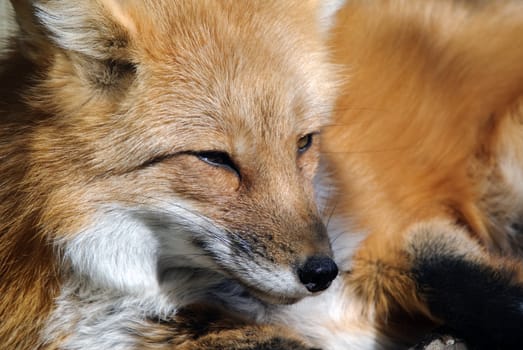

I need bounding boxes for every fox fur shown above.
[3,0,523,350]
[0,1,344,349]
[273,1,523,349]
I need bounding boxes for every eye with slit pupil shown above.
[297,134,314,153]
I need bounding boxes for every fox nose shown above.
[298,256,338,293]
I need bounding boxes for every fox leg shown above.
[407,221,523,350]
[175,326,320,350]
[347,220,523,348]
[134,304,318,350]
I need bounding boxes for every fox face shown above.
[5,0,341,308]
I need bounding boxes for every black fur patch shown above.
[412,255,523,349]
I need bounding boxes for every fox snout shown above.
[213,211,339,303]
[294,222,338,293]
[297,256,338,293]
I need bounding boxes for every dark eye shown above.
[196,151,239,175]
[297,133,314,154]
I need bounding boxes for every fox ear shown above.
[12,0,135,61]
[12,0,137,90]
[313,0,346,34]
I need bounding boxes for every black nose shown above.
[298,256,338,293]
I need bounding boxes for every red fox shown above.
[0,1,344,349]
[272,1,523,349]
[2,0,523,350]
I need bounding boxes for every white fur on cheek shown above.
[63,208,161,295]
[141,202,232,273]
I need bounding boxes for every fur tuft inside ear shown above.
[14,0,135,60]
[35,0,134,60]
[10,0,138,91]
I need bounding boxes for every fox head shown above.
[5,0,343,305]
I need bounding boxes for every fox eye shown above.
[196,151,239,175]
[297,133,314,154]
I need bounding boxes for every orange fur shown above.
[3,0,523,348]
[1,1,342,349]
[324,0,523,341]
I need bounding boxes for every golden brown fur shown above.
[1,1,342,349]
[3,0,523,349]
[323,0,523,343]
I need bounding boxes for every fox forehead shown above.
[86,3,334,161]
[130,7,333,131]
[28,0,338,176]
